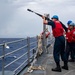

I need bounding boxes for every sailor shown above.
[65,20,72,61]
[66,22,75,62]
[42,15,68,72]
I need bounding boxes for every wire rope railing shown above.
[0,35,54,75]
[0,36,38,75]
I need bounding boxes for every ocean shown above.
[0,38,37,74]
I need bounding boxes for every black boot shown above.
[62,61,68,70]
[68,59,75,62]
[52,62,61,72]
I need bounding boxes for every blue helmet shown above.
[69,22,75,26]
[51,15,59,20]
[67,20,72,25]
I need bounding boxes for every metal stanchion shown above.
[27,37,30,66]
[43,23,46,53]
[2,43,5,75]
[42,14,50,53]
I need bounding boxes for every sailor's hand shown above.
[43,18,48,25]
[42,16,45,19]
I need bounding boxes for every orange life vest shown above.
[66,28,75,43]
[52,21,64,37]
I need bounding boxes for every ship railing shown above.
[0,36,38,75]
[0,36,54,75]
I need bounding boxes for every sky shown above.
[0,0,75,38]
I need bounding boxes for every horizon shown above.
[0,0,75,38]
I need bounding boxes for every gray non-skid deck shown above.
[23,44,75,75]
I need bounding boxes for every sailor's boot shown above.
[52,62,61,72]
[68,59,75,62]
[62,61,68,70]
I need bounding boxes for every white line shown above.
[64,63,75,75]
[69,63,75,68]
[63,69,75,75]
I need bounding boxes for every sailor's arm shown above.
[60,22,68,32]
[43,17,55,28]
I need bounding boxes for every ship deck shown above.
[20,44,75,75]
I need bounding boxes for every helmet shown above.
[69,22,75,26]
[67,20,72,25]
[51,15,59,20]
